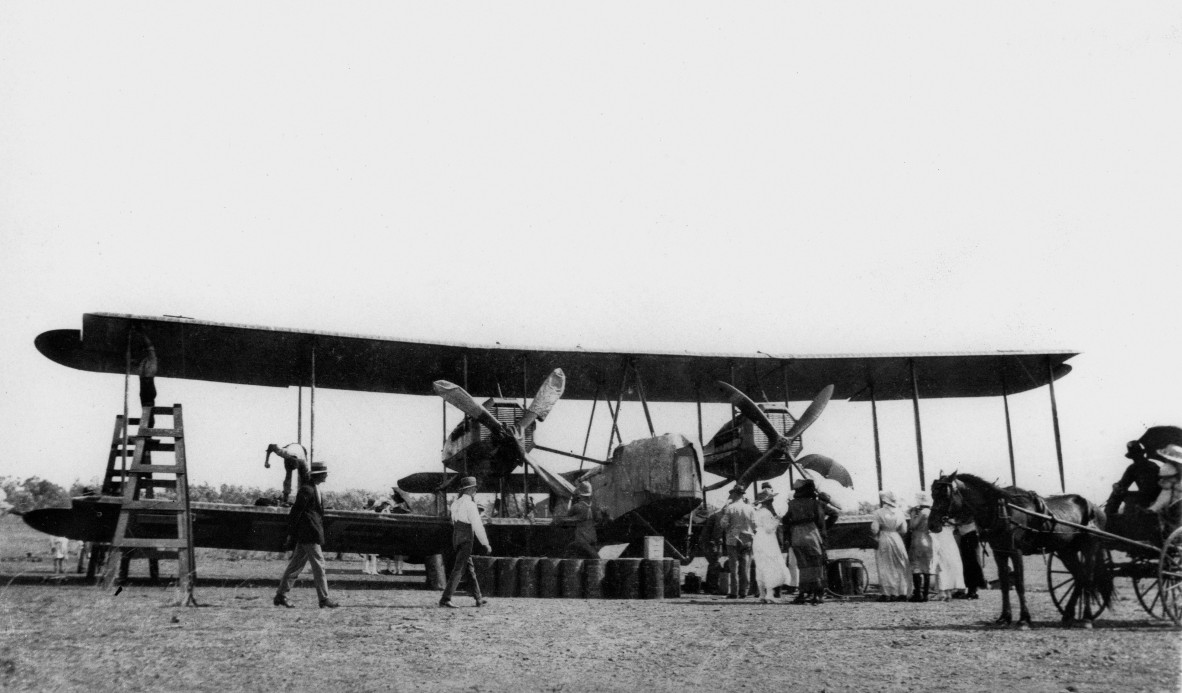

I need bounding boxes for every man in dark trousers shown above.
[440,476,491,608]
[274,461,339,609]
[562,481,600,558]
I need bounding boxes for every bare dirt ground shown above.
[2,516,1180,693]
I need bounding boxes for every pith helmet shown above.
[577,481,593,497]
[1155,443,1182,466]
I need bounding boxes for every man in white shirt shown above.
[719,485,757,599]
[440,476,492,608]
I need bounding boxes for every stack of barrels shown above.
[469,556,680,599]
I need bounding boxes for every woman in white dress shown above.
[752,489,792,603]
[930,517,965,601]
[870,491,911,601]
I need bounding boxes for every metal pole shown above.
[522,356,529,519]
[633,364,655,437]
[580,383,600,471]
[310,346,316,463]
[1002,370,1016,486]
[606,361,628,459]
[783,363,794,487]
[909,359,925,491]
[1048,357,1065,492]
[695,384,703,446]
[122,333,130,486]
[870,383,883,493]
[463,353,469,391]
[297,386,303,445]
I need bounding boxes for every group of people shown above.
[360,490,412,575]
[711,477,840,604]
[870,490,985,602]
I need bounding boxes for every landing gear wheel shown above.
[1046,551,1109,622]
[1158,527,1182,626]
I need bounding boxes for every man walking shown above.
[274,461,339,609]
[719,485,756,599]
[440,476,491,608]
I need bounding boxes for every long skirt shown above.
[875,531,911,597]
[753,531,792,596]
[793,546,826,591]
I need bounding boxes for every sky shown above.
[1,2,1180,514]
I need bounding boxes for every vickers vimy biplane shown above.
[25,313,1077,575]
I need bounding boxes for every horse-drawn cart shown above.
[1041,509,1182,625]
[931,471,1182,628]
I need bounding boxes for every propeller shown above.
[433,370,575,498]
[715,382,847,490]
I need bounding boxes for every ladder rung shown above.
[128,464,183,474]
[113,538,189,549]
[133,428,183,438]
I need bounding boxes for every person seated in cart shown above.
[1105,426,1182,515]
[1149,444,1182,530]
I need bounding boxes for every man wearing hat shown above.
[274,460,338,609]
[562,480,601,559]
[440,476,491,608]
[718,484,757,599]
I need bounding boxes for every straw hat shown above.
[879,490,897,507]
[309,461,328,477]
[1155,443,1182,467]
[458,476,478,491]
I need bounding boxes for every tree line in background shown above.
[0,476,435,515]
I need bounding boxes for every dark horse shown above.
[929,472,1112,628]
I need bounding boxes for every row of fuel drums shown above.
[471,556,682,599]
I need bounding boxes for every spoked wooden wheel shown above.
[1158,527,1182,625]
[1129,554,1168,620]
[1046,551,1109,621]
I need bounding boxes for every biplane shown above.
[26,312,1076,567]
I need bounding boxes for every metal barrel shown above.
[472,555,496,596]
[538,558,561,598]
[583,559,605,599]
[642,559,664,599]
[663,558,681,598]
[424,554,446,590]
[560,559,584,598]
[612,558,642,600]
[517,557,539,598]
[495,557,519,597]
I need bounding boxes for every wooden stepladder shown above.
[100,404,197,606]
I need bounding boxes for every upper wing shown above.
[36,313,1075,402]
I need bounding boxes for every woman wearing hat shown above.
[784,478,839,604]
[752,488,792,603]
[1149,444,1182,528]
[870,491,910,602]
[907,491,936,602]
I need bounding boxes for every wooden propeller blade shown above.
[433,380,504,435]
[516,368,566,432]
[513,437,575,498]
[781,384,834,441]
[735,443,790,489]
[716,381,781,443]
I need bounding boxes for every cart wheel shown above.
[1158,527,1182,626]
[1131,554,1168,620]
[1046,551,1109,621]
